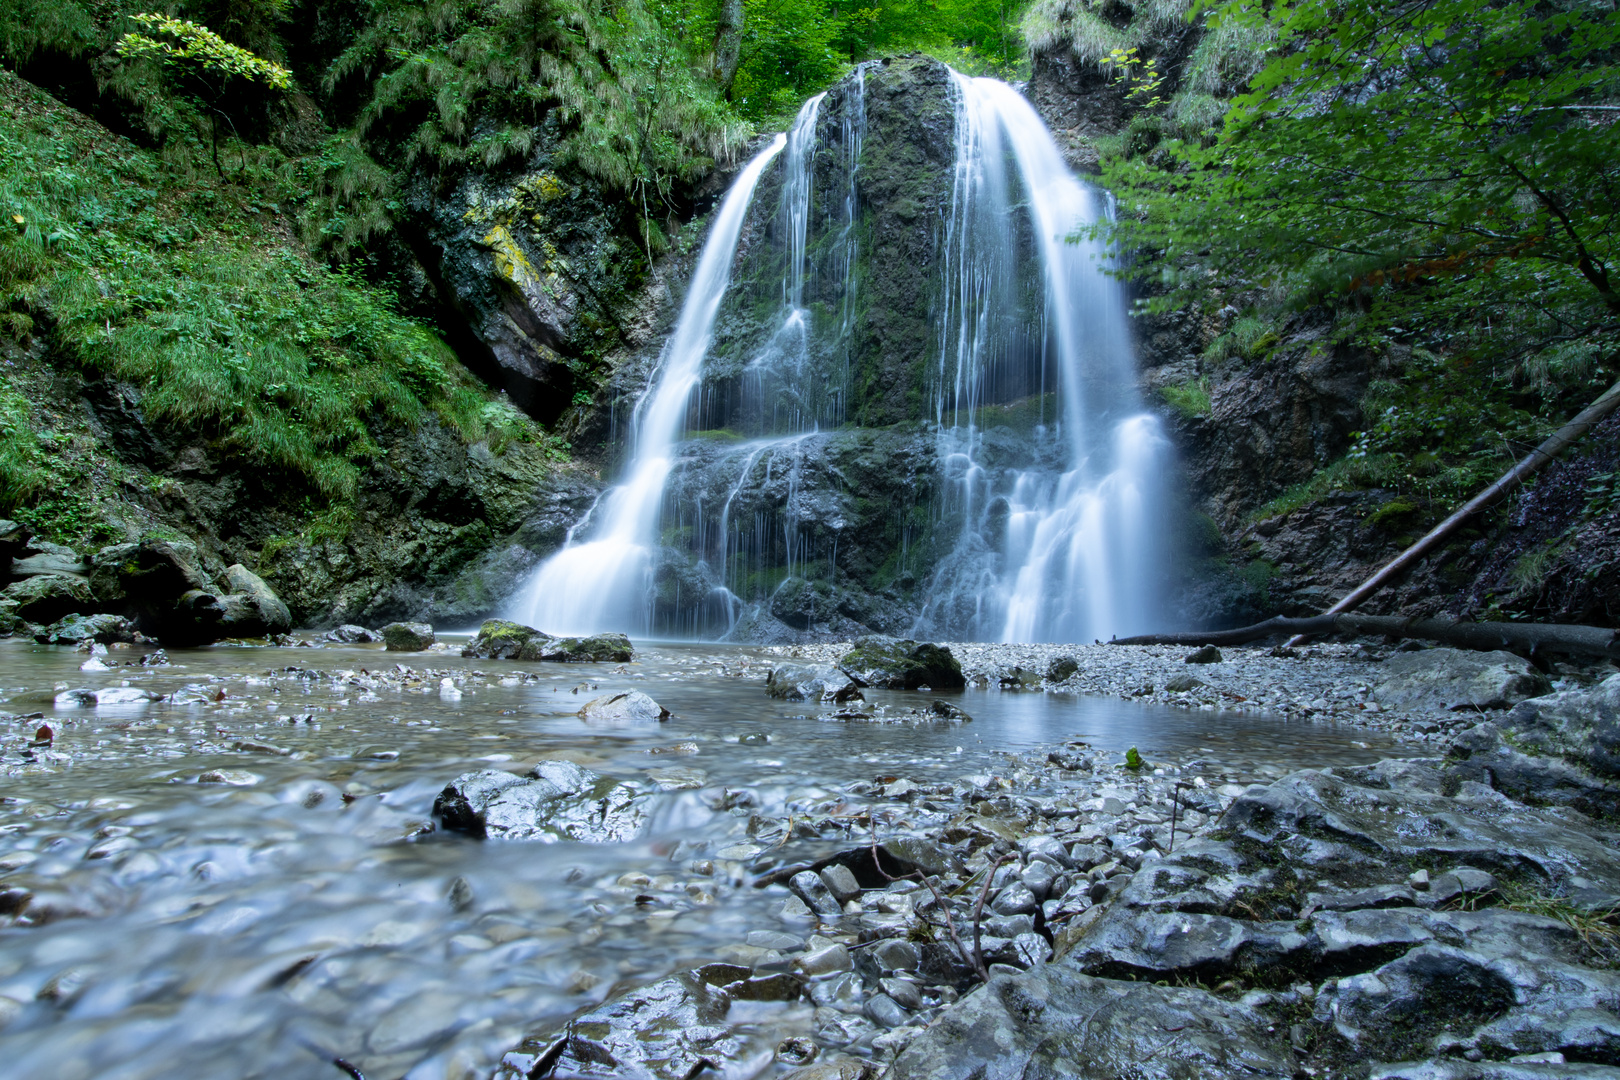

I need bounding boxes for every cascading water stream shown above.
[507,132,788,636]
[914,73,1170,644]
[508,64,1166,643]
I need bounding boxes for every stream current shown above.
[0,638,1404,1078]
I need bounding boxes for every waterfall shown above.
[912,73,1169,644]
[506,131,788,636]
[506,63,1167,644]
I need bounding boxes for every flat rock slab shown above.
[886,960,1294,1080]
[1373,648,1549,712]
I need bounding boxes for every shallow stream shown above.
[0,638,1405,1079]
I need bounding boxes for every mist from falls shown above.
[508,65,1169,643]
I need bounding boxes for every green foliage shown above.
[1101,0,1620,384]
[115,13,292,89]
[0,71,507,515]
[1159,376,1210,418]
[0,383,43,515]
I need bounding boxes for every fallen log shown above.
[1281,377,1620,647]
[1112,614,1620,660]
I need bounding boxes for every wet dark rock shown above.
[864,993,910,1029]
[820,864,861,903]
[927,699,971,720]
[1165,673,1205,692]
[767,662,857,702]
[1185,645,1223,664]
[1045,656,1079,682]
[577,691,670,723]
[990,882,1039,917]
[1374,648,1550,712]
[34,612,135,645]
[462,619,633,662]
[1445,722,1620,822]
[538,632,633,662]
[790,871,844,917]
[3,574,94,624]
[118,537,216,621]
[432,760,645,842]
[0,518,30,571]
[381,621,435,651]
[324,624,381,643]
[218,564,292,637]
[839,635,965,690]
[496,966,778,1080]
[888,962,1295,1080]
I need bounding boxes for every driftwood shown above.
[1274,377,1620,647]
[1112,614,1620,660]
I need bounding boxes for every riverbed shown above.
[0,637,1409,1080]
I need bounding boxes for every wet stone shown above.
[432,760,645,842]
[864,993,910,1028]
[790,871,844,917]
[888,962,1294,1080]
[578,690,670,723]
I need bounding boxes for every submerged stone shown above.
[433,760,645,842]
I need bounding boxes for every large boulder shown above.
[462,618,547,658]
[433,760,645,842]
[119,537,215,610]
[540,632,633,662]
[838,635,965,690]
[766,662,859,702]
[887,962,1295,1080]
[2,574,94,623]
[461,619,633,662]
[35,612,136,645]
[87,542,138,607]
[1373,648,1549,712]
[0,519,30,573]
[578,691,670,723]
[324,624,380,643]
[216,564,291,637]
[381,621,435,651]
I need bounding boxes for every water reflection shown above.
[0,639,1402,1079]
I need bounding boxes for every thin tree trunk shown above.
[1280,376,1620,645]
[1113,614,1620,660]
[713,0,742,96]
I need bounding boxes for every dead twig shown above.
[869,819,983,981]
[971,853,1012,981]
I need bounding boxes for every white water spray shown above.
[915,73,1169,644]
[507,132,788,635]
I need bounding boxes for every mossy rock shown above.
[537,633,634,663]
[462,620,632,662]
[382,621,436,651]
[839,634,965,690]
[2,574,95,624]
[463,618,546,659]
